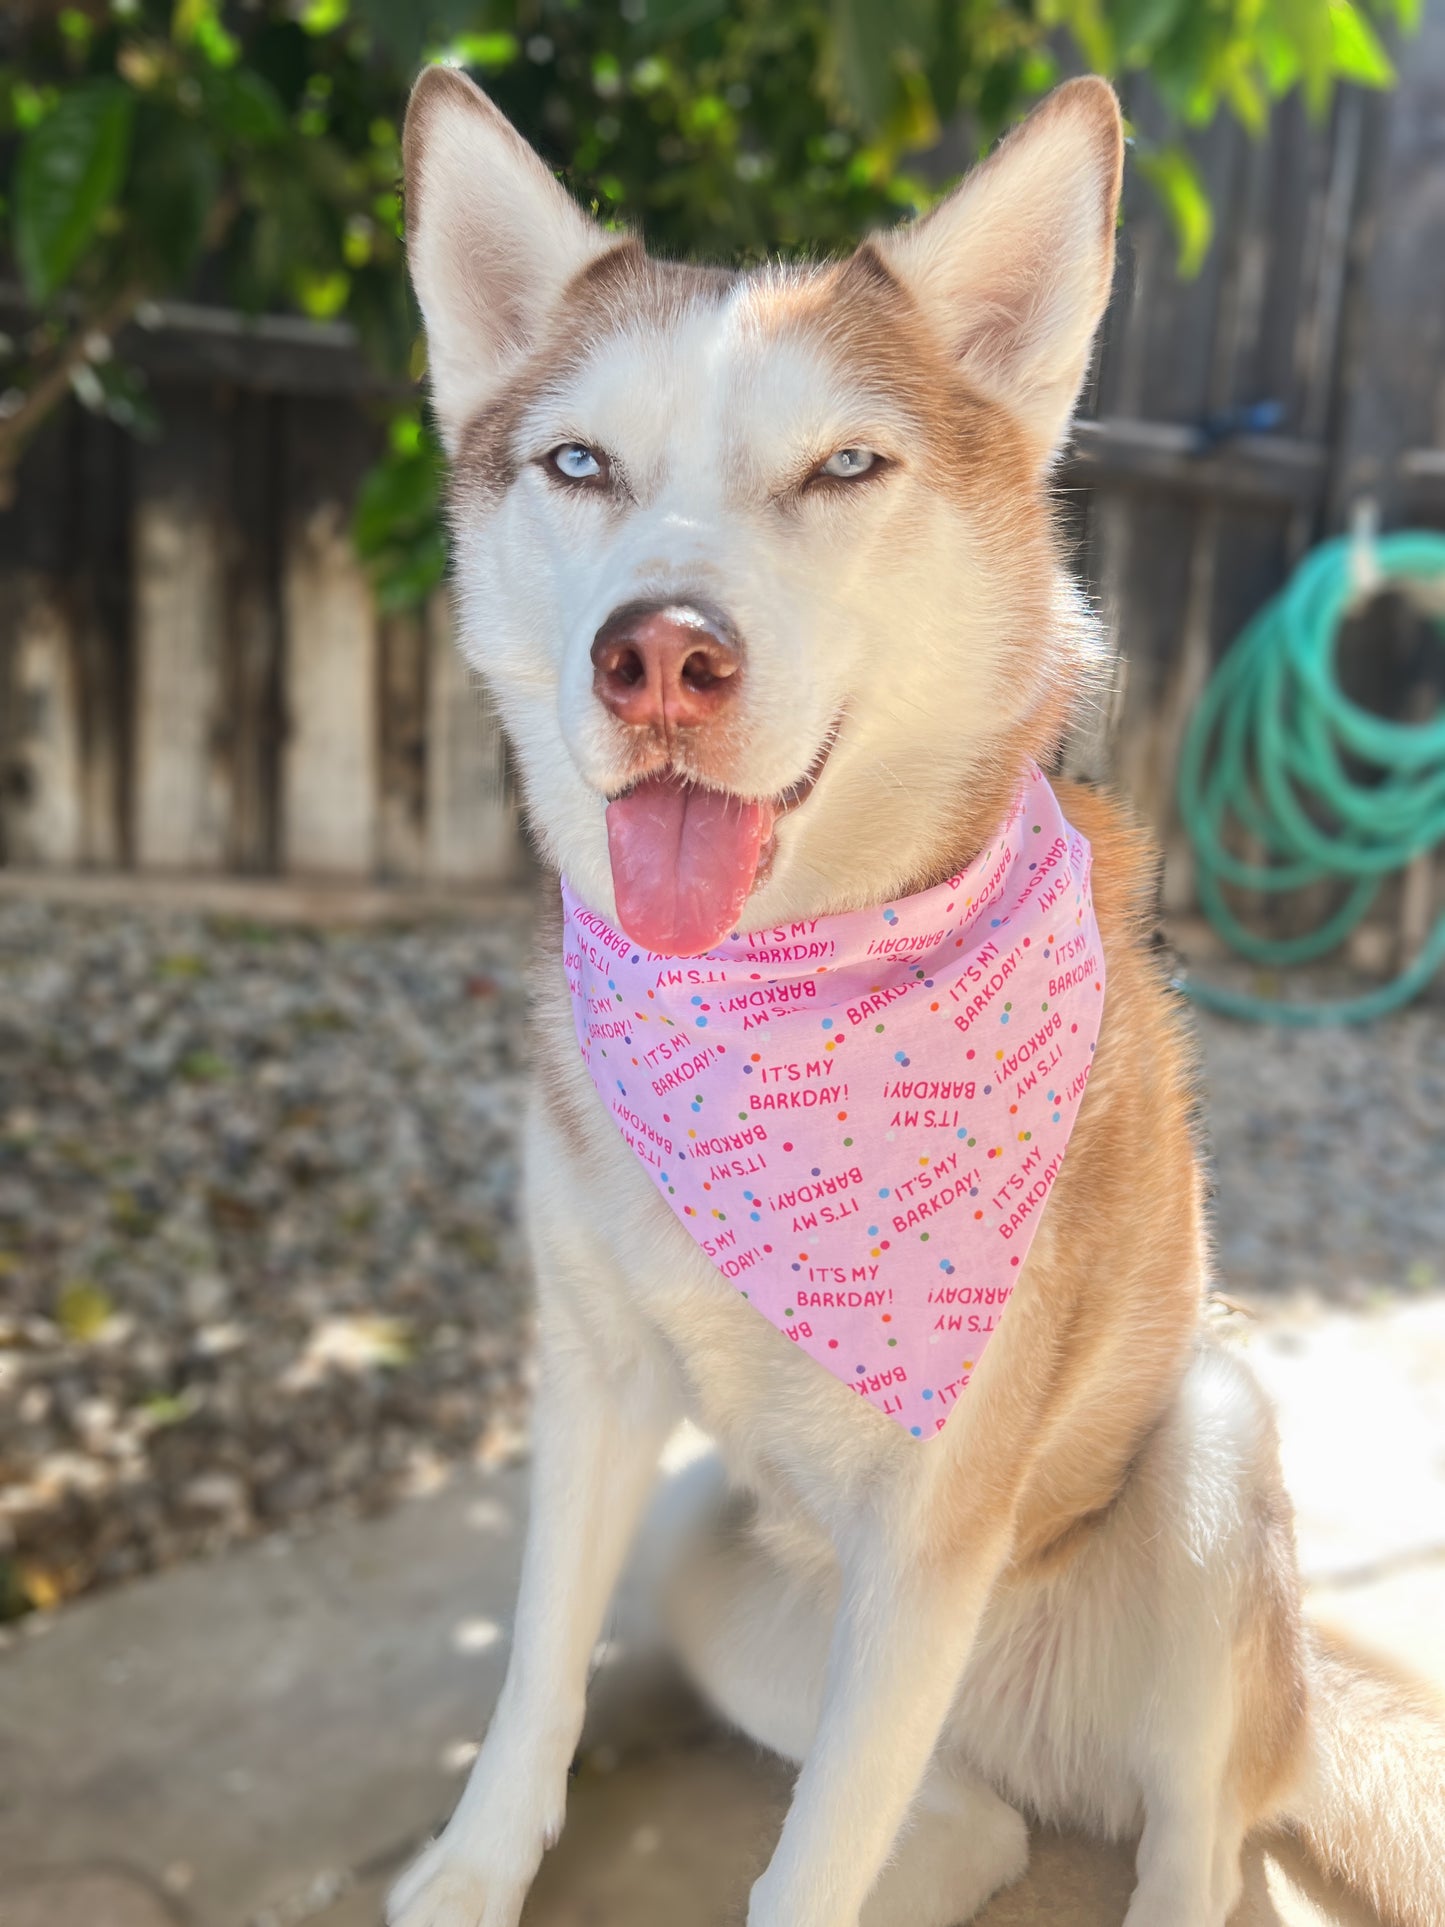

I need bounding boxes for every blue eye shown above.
[820,447,877,479]
[550,443,605,481]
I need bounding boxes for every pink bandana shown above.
[563,766,1105,1437]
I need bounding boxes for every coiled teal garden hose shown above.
[1175,529,1445,1026]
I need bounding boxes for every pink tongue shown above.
[607,776,774,956]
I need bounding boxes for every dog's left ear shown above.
[875,77,1124,464]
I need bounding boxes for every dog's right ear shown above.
[402,66,612,451]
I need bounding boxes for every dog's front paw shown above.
[384,1836,531,1927]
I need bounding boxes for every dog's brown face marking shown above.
[737,244,1041,516]
[451,235,1036,555]
[450,246,741,520]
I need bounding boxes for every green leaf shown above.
[350,0,425,67]
[1222,60,1269,134]
[373,527,448,611]
[1139,143,1214,276]
[633,0,729,35]
[58,9,93,50]
[1257,25,1302,94]
[1273,0,1336,115]
[56,1279,115,1342]
[828,0,939,130]
[201,67,288,145]
[439,32,520,71]
[355,420,447,611]
[0,1557,31,1625]
[179,1049,232,1083]
[300,0,349,32]
[173,0,240,68]
[354,432,442,555]
[140,1390,200,1429]
[1042,0,1116,75]
[127,104,221,283]
[294,267,350,318]
[1328,3,1395,87]
[14,80,135,302]
[1111,0,1189,63]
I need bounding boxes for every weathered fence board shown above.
[132,407,232,870]
[377,607,429,881]
[426,594,521,885]
[2,406,133,868]
[279,400,381,877]
[68,408,131,869]
[1328,5,1445,524]
[2,574,84,867]
[223,388,285,875]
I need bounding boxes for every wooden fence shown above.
[0,372,518,885]
[2,25,1443,917]
[1069,20,1445,931]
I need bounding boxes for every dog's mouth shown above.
[605,732,835,957]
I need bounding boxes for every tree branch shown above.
[0,282,149,505]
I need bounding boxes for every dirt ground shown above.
[1,896,1442,1609]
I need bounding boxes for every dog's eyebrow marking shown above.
[845,240,904,297]
[450,238,1029,537]
[450,246,742,519]
[563,240,740,332]
[737,249,1036,518]
[567,236,649,308]
[452,388,528,515]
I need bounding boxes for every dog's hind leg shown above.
[1121,1636,1239,1927]
[860,1768,1029,1927]
[653,1456,832,1765]
[655,1461,1028,1926]
[1124,1783,1241,1927]
[1113,1348,1294,1927]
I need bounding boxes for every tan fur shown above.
[968,785,1204,1556]
[1292,1628,1445,1927]
[451,244,739,509]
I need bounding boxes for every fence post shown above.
[425,590,524,886]
[280,400,380,877]
[131,410,232,870]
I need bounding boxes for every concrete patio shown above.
[3,1292,1444,1927]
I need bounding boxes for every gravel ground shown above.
[0,898,1441,1611]
[0,900,533,1610]
[1190,961,1445,1298]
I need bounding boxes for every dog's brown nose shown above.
[591,601,742,732]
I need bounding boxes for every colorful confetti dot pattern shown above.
[562,766,1105,1439]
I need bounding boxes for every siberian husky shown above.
[386,67,1445,1927]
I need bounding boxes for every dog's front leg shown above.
[387,1300,670,1927]
[747,1512,1008,1927]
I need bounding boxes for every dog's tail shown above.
[1284,1623,1445,1926]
